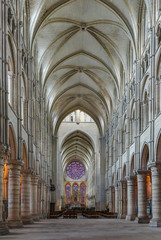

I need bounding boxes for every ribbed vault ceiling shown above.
[61,131,94,172]
[28,0,144,134]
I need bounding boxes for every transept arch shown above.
[140,143,149,170]
[8,124,17,161]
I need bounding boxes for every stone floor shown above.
[1,218,161,240]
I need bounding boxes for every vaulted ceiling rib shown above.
[29,0,141,135]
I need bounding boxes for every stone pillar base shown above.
[135,216,150,224]
[149,219,161,227]
[32,214,40,222]
[7,219,23,228]
[117,214,126,219]
[0,222,9,235]
[21,216,33,225]
[126,215,135,221]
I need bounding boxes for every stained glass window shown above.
[66,161,85,180]
[73,183,78,203]
[65,183,71,204]
[80,183,86,204]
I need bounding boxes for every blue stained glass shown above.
[80,184,86,204]
[65,184,71,204]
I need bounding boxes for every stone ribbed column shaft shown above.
[126,177,136,220]
[150,166,161,227]
[46,186,50,217]
[7,163,23,228]
[137,173,147,218]
[122,181,127,217]
[115,187,118,213]
[41,182,45,217]
[37,182,41,217]
[112,187,115,212]
[108,187,112,212]
[31,176,39,221]
[21,171,33,224]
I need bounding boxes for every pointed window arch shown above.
[72,182,78,204]
[80,182,86,205]
[65,183,71,204]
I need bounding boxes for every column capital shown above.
[21,168,33,176]
[0,157,4,166]
[120,179,127,184]
[126,175,136,182]
[137,169,150,175]
[0,143,10,158]
[148,162,161,170]
[6,159,24,169]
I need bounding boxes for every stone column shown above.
[21,170,33,224]
[115,186,118,213]
[7,161,23,228]
[0,157,9,235]
[30,175,39,221]
[112,186,115,212]
[46,185,50,218]
[37,181,41,218]
[150,166,161,227]
[136,171,149,223]
[126,176,136,220]
[43,184,47,218]
[117,181,122,218]
[121,180,127,219]
[108,187,112,212]
[41,181,45,218]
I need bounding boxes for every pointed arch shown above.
[80,182,86,205]
[9,124,17,160]
[65,182,71,204]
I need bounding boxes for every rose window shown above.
[66,161,85,180]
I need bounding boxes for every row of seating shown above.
[50,211,63,218]
[63,210,77,218]
[101,211,118,218]
[82,211,100,218]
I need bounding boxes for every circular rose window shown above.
[66,161,85,180]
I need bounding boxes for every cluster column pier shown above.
[21,170,33,224]
[150,166,161,227]
[31,175,39,221]
[135,170,149,223]
[6,161,23,228]
[126,176,136,221]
